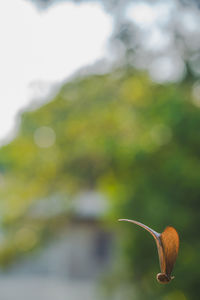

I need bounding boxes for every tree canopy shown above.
[0,67,199,299]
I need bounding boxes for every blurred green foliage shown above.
[0,68,199,299]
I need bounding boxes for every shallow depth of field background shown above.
[0,0,200,299]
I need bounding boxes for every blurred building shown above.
[0,192,115,300]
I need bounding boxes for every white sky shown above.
[126,1,174,28]
[0,0,112,144]
[0,0,184,145]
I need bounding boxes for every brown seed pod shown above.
[118,219,179,284]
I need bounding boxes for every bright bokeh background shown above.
[0,0,200,299]
[0,0,112,143]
